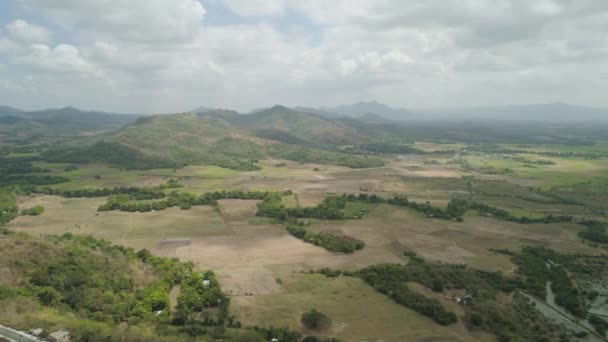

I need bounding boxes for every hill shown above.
[43,106,386,170]
[0,106,141,149]
[412,102,608,122]
[319,101,410,120]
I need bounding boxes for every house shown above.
[48,329,70,342]
[455,294,473,305]
[29,328,43,336]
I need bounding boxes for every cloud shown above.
[0,0,606,112]
[223,0,286,17]
[6,19,50,44]
[18,0,205,43]
[18,44,96,74]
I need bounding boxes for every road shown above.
[0,325,42,342]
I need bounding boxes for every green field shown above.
[231,270,492,341]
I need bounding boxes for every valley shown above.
[2,105,608,341]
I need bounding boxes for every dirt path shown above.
[169,285,181,313]
[120,215,133,245]
[0,324,42,342]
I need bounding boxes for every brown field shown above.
[7,154,606,341]
[230,271,495,342]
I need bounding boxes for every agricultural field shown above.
[4,123,608,341]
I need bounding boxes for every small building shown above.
[49,329,70,342]
[29,328,43,336]
[455,294,472,305]
[202,279,210,286]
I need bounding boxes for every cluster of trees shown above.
[578,219,608,244]
[254,195,365,253]
[272,146,385,169]
[301,309,331,330]
[212,158,261,171]
[98,192,208,212]
[357,263,457,325]
[512,246,586,318]
[320,249,583,341]
[21,234,193,324]
[0,157,49,175]
[174,271,227,325]
[257,195,347,220]
[20,205,44,216]
[286,223,364,253]
[44,141,178,170]
[34,183,175,198]
[0,174,68,187]
[351,142,425,155]
[0,189,18,224]
[339,193,455,219]
[589,315,608,337]
[98,189,286,213]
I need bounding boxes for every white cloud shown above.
[6,19,50,44]
[223,0,286,17]
[0,0,606,112]
[19,44,97,74]
[18,0,205,43]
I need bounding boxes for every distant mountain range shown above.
[294,101,608,122]
[0,106,141,136]
[6,103,608,170]
[293,101,409,121]
[413,102,608,122]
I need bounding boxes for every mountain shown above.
[293,106,340,118]
[412,102,608,122]
[233,105,364,145]
[0,106,141,137]
[319,101,410,120]
[0,106,24,116]
[191,106,214,113]
[44,105,385,170]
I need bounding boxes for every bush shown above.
[20,205,44,216]
[301,309,331,330]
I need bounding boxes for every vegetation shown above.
[319,249,591,341]
[20,205,44,216]
[271,146,385,168]
[300,309,331,330]
[286,222,364,253]
[0,189,18,224]
[589,315,608,337]
[45,141,179,170]
[357,262,457,325]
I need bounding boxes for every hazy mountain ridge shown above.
[413,102,608,122]
[293,101,608,122]
[0,106,141,134]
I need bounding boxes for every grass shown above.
[8,196,229,250]
[413,142,465,152]
[463,154,608,190]
[230,270,490,341]
[6,152,40,158]
[281,194,299,208]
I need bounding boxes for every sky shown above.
[0,0,607,113]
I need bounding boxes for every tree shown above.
[301,309,331,331]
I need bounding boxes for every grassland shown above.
[231,270,493,342]
[5,141,608,341]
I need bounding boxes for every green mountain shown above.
[44,106,386,170]
[0,106,141,143]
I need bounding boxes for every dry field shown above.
[230,270,494,342]
[7,155,604,341]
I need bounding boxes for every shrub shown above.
[301,309,331,330]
